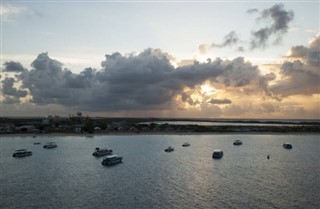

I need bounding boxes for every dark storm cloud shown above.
[3,61,26,72]
[2,96,21,104]
[270,34,320,97]
[1,77,28,97]
[209,98,232,105]
[250,4,294,49]
[4,49,271,111]
[307,35,320,67]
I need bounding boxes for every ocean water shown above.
[1,134,319,209]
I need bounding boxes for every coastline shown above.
[2,131,320,138]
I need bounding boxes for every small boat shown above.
[102,155,123,166]
[13,149,32,158]
[43,142,57,149]
[182,143,190,147]
[233,140,243,145]
[92,147,113,157]
[164,146,174,152]
[283,143,292,149]
[33,142,41,145]
[212,150,223,159]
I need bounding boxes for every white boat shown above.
[43,142,57,149]
[92,147,113,157]
[102,155,123,166]
[13,149,32,158]
[212,150,223,159]
[233,140,243,145]
[182,142,190,147]
[164,146,174,152]
[283,143,292,149]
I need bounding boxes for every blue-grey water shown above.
[1,134,319,209]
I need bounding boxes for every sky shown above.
[1,0,319,119]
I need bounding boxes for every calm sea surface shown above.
[1,134,319,209]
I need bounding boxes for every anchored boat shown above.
[13,149,32,158]
[43,142,57,149]
[283,143,292,149]
[212,150,223,159]
[164,146,174,152]
[101,155,123,166]
[92,147,113,157]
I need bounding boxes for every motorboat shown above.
[233,140,243,145]
[13,149,32,158]
[212,150,223,159]
[92,147,113,157]
[164,146,174,152]
[101,155,123,166]
[43,142,57,149]
[33,142,41,145]
[182,143,190,147]
[283,143,292,149]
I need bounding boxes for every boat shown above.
[283,143,292,149]
[212,150,223,159]
[233,140,243,145]
[13,149,32,158]
[43,142,57,149]
[33,142,41,145]
[164,146,174,152]
[92,147,113,157]
[101,155,123,166]
[182,142,190,147]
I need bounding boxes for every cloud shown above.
[2,96,21,104]
[2,47,318,118]
[197,4,294,53]
[4,49,272,112]
[198,44,212,55]
[221,31,239,47]
[209,98,232,105]
[237,46,245,52]
[0,4,24,21]
[270,33,320,97]
[250,4,294,49]
[198,31,239,54]
[246,8,259,14]
[3,61,26,72]
[285,45,309,58]
[1,77,28,98]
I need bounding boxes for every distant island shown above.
[1,114,319,135]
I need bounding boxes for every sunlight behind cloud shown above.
[200,83,214,96]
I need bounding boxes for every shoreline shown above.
[2,131,320,138]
